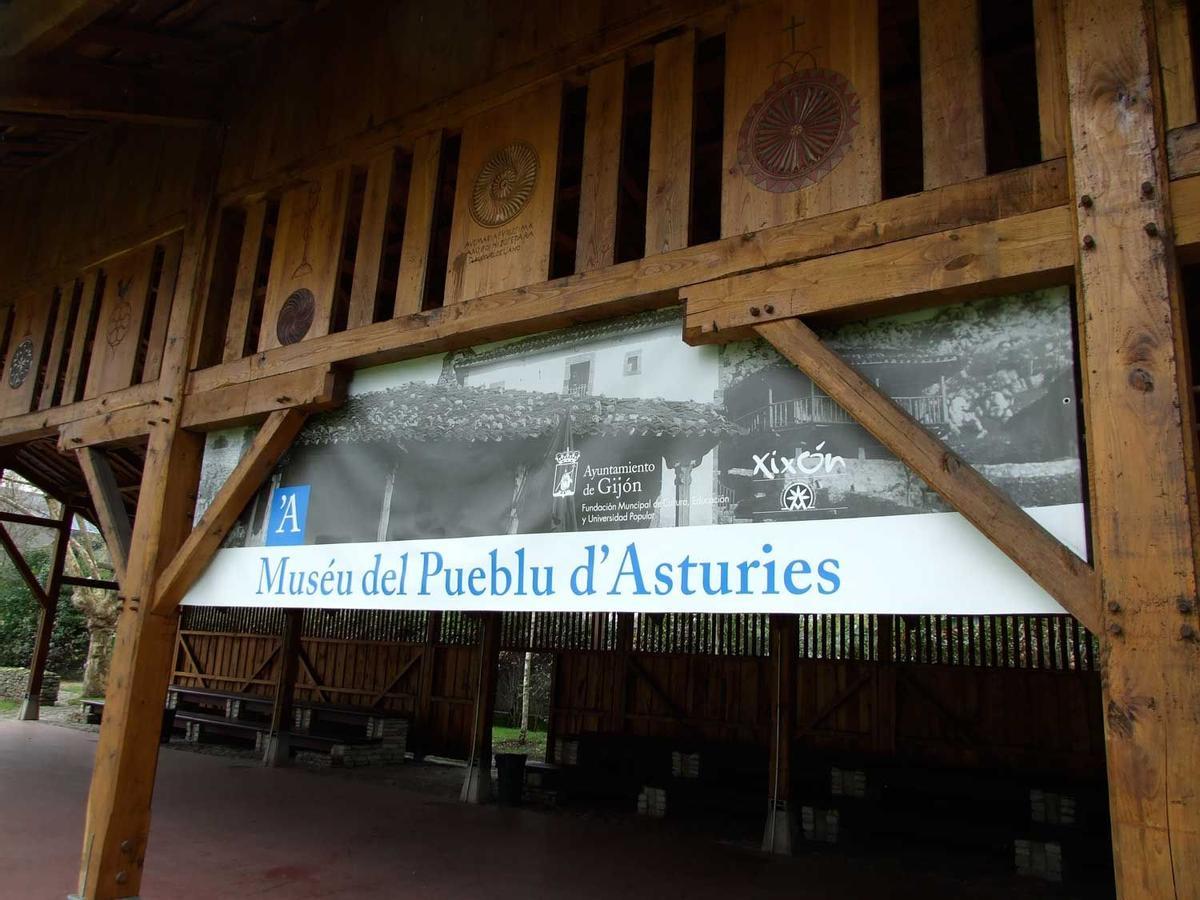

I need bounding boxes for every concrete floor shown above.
[0,719,1091,899]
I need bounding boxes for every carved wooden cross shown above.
[782,13,804,53]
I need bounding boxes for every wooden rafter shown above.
[76,447,132,587]
[154,409,308,613]
[0,59,218,125]
[0,0,123,60]
[754,318,1100,633]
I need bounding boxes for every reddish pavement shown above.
[0,720,1079,899]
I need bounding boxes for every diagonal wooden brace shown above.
[153,408,307,614]
[755,317,1100,633]
[76,447,132,587]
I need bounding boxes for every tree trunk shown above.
[81,625,115,697]
[519,650,532,742]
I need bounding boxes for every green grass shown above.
[0,698,19,714]
[492,725,548,759]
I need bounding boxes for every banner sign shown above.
[185,288,1087,614]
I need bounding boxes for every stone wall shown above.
[0,667,59,704]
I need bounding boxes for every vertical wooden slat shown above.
[1033,0,1069,159]
[394,130,443,317]
[646,30,695,256]
[60,269,99,405]
[346,149,397,330]
[576,60,626,273]
[1155,0,1197,129]
[222,200,269,363]
[37,280,75,410]
[142,235,184,382]
[919,0,987,188]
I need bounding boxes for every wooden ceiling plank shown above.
[0,0,125,60]
[0,59,218,125]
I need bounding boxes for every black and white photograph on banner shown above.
[187,287,1087,614]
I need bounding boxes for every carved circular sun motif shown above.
[738,68,860,193]
[8,339,33,390]
[107,300,132,348]
[469,141,539,228]
[276,288,316,346]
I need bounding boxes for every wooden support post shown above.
[873,614,897,754]
[1033,0,1068,160]
[609,613,633,734]
[394,130,443,317]
[19,501,72,721]
[763,613,797,854]
[414,610,441,759]
[919,0,986,188]
[74,127,219,900]
[461,611,500,804]
[1062,1,1200,894]
[262,608,302,767]
[346,150,397,331]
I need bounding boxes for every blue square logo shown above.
[266,485,310,546]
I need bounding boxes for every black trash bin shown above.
[494,752,527,805]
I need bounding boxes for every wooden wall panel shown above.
[0,292,53,419]
[1033,0,1068,160]
[576,60,626,273]
[445,82,563,305]
[258,166,351,352]
[721,0,881,238]
[646,32,695,256]
[84,244,158,398]
[0,124,200,294]
[216,0,712,197]
[918,0,987,188]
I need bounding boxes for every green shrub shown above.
[0,548,88,677]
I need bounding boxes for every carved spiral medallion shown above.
[469,141,539,228]
[737,68,860,193]
[276,288,315,346]
[8,339,33,389]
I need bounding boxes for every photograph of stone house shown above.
[715,287,1084,523]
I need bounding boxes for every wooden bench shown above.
[81,698,105,724]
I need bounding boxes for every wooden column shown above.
[19,501,73,721]
[608,612,634,734]
[576,59,625,273]
[74,128,219,900]
[763,613,797,854]
[1062,1,1200,895]
[262,608,302,767]
[414,610,441,759]
[873,614,897,754]
[461,611,500,804]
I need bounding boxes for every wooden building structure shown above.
[0,0,1197,896]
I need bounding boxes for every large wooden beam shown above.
[76,448,132,587]
[683,206,1075,342]
[755,318,1100,632]
[75,126,220,900]
[461,612,500,804]
[153,409,307,614]
[190,161,1068,394]
[0,0,122,59]
[0,59,218,125]
[0,519,49,606]
[1063,0,1200,894]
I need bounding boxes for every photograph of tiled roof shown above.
[297,381,743,447]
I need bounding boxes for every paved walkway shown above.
[1,720,1090,898]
